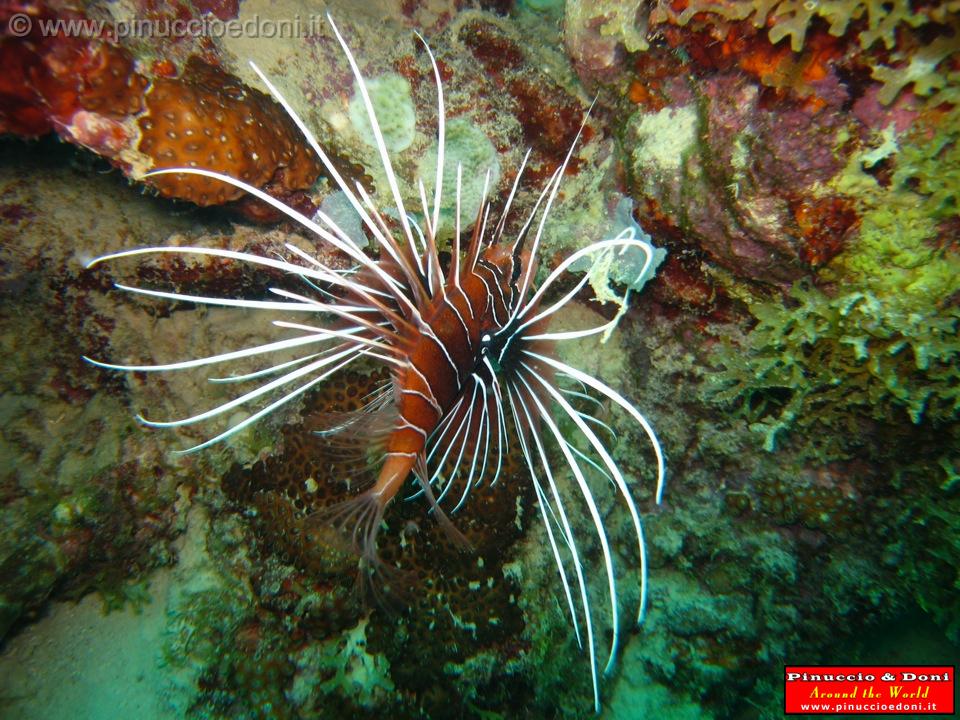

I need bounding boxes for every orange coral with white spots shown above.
[0,2,320,210]
[138,58,321,207]
[0,14,143,138]
[76,41,147,118]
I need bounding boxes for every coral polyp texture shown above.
[220,372,536,717]
[137,57,321,206]
[0,15,144,137]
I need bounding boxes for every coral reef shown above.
[710,104,960,453]
[642,0,960,105]
[0,138,194,638]
[688,37,960,707]
[563,0,958,298]
[602,301,957,717]
[894,454,960,642]
[621,69,858,285]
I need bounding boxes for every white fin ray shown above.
[508,377,601,713]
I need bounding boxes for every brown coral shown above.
[75,42,147,118]
[222,367,534,715]
[755,468,863,532]
[791,196,858,267]
[138,58,321,207]
[456,16,592,171]
[0,2,321,211]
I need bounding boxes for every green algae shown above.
[710,283,960,453]
[891,113,960,221]
[890,448,960,642]
[709,120,960,455]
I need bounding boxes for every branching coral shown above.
[709,117,960,453]
[650,0,934,53]
[890,111,960,221]
[710,283,960,452]
[714,126,960,450]
[871,19,960,105]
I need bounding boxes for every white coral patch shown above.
[418,118,501,226]
[630,105,698,174]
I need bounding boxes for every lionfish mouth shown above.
[84,13,665,713]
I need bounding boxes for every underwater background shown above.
[1,0,958,718]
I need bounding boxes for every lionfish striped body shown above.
[330,228,548,568]
[379,243,521,486]
[86,15,665,712]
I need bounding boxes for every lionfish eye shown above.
[479,332,503,372]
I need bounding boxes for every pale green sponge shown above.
[418,118,501,231]
[349,73,416,153]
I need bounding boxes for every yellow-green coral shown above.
[829,108,960,303]
[830,197,952,306]
[710,283,960,453]
[891,114,960,221]
[650,0,932,53]
[872,23,960,105]
[597,0,650,53]
[647,0,960,106]
[710,117,960,454]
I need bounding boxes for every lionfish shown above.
[85,15,665,711]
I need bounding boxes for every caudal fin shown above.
[306,490,412,607]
